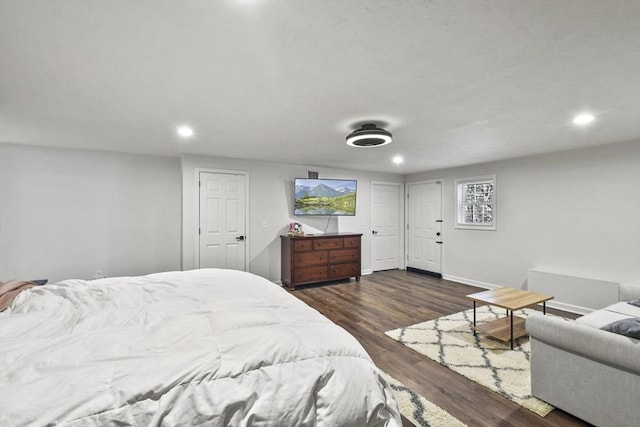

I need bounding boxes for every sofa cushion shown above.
[576,309,633,329]
[575,302,640,329]
[605,301,640,317]
[600,317,640,339]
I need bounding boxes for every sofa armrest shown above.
[526,314,640,374]
[619,280,640,301]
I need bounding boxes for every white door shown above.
[406,181,442,276]
[199,172,247,270]
[371,182,401,271]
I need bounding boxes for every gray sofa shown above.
[526,281,640,427]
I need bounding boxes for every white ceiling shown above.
[1,0,639,174]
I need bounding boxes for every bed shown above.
[0,268,401,426]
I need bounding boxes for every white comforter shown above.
[0,269,400,426]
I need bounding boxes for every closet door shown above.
[199,171,247,270]
[371,182,402,271]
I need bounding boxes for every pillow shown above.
[0,280,35,295]
[600,317,640,339]
[628,298,640,308]
[0,280,37,312]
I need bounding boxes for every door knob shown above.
[235,235,245,241]
[372,230,378,235]
[436,232,441,236]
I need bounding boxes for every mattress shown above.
[0,268,401,426]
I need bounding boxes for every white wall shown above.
[181,155,403,281]
[406,140,640,294]
[5,139,636,299]
[0,143,181,282]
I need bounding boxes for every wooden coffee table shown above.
[465,288,554,349]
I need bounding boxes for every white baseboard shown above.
[544,301,591,315]
[443,274,591,315]
[442,274,500,290]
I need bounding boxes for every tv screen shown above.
[294,178,357,216]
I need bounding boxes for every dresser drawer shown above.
[314,238,344,250]
[294,251,327,267]
[344,237,360,248]
[329,263,360,279]
[329,249,360,263]
[292,239,314,252]
[293,266,328,283]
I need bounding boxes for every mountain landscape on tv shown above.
[294,179,356,215]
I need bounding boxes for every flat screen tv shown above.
[294,178,357,216]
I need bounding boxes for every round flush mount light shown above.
[176,125,194,138]
[346,123,392,147]
[392,155,404,164]
[572,113,595,126]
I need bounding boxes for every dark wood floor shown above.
[290,269,592,427]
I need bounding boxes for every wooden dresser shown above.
[280,233,362,290]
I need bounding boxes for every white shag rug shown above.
[385,305,555,417]
[382,372,466,427]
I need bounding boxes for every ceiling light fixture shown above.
[346,123,392,147]
[177,125,194,138]
[572,113,595,126]
[392,155,404,164]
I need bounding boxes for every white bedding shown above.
[0,269,401,426]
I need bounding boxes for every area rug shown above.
[385,305,554,417]
[383,372,466,427]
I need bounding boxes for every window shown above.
[455,175,496,230]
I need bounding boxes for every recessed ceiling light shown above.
[176,125,194,138]
[572,113,595,126]
[392,155,404,164]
